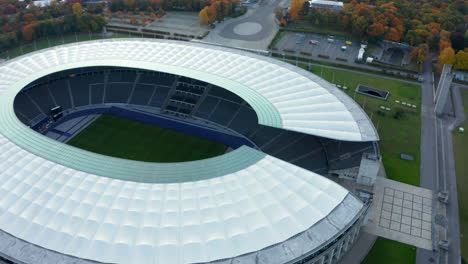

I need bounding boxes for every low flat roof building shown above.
[309,0,344,11]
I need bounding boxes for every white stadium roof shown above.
[0,39,370,264]
[0,39,377,142]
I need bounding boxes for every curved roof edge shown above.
[0,38,378,142]
[0,193,364,264]
[188,39,379,142]
[0,109,265,182]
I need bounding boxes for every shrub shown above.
[393,110,405,120]
[376,110,386,117]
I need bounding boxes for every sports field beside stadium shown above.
[452,88,468,261]
[299,63,421,186]
[67,114,228,162]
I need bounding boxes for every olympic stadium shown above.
[0,39,381,264]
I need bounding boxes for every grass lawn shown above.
[0,33,130,59]
[282,20,353,38]
[67,114,228,162]
[299,64,421,186]
[298,64,421,263]
[452,88,468,261]
[362,237,416,264]
[270,31,287,48]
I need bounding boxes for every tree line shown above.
[285,0,467,70]
[198,0,242,24]
[0,0,105,51]
[109,0,205,13]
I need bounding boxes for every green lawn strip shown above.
[269,31,287,49]
[452,88,468,261]
[1,34,131,59]
[281,21,353,38]
[67,114,228,162]
[298,63,421,185]
[362,237,416,264]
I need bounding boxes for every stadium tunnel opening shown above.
[356,85,389,100]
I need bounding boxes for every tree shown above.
[454,50,468,70]
[368,23,385,37]
[439,39,451,51]
[351,16,369,38]
[450,31,465,51]
[410,44,429,64]
[22,13,35,23]
[22,23,35,41]
[300,0,309,17]
[274,7,283,21]
[72,3,83,14]
[288,0,304,21]
[199,5,215,24]
[438,47,455,65]
[385,27,401,42]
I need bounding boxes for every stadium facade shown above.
[0,39,379,264]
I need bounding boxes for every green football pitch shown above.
[67,114,228,162]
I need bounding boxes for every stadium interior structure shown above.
[14,66,378,176]
[0,39,382,264]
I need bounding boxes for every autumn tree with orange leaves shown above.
[368,23,385,37]
[438,47,455,66]
[22,23,35,41]
[199,5,216,24]
[288,0,305,21]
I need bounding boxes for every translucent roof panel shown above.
[0,130,362,264]
[0,39,378,142]
[0,39,367,263]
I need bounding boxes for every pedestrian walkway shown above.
[364,177,433,250]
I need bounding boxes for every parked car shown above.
[345,41,352,45]
[309,40,318,45]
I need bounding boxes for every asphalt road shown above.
[218,0,282,41]
[417,56,462,264]
[439,117,462,264]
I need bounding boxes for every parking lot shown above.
[144,12,209,37]
[107,12,209,38]
[273,32,361,63]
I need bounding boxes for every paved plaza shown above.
[203,0,281,50]
[364,177,433,250]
